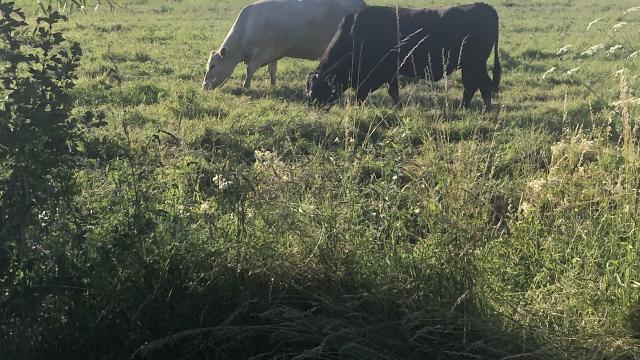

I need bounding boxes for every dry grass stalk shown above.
[618,69,636,166]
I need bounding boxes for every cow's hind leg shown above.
[460,66,480,109]
[268,61,277,87]
[356,86,371,105]
[478,68,494,111]
[388,77,400,106]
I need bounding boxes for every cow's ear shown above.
[220,47,227,59]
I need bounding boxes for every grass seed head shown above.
[557,44,573,55]
[611,22,627,32]
[581,44,604,57]
[607,45,624,57]
[587,18,601,31]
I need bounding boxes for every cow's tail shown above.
[492,13,501,95]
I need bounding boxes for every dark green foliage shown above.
[0,1,82,263]
[0,2,100,357]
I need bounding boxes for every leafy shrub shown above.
[0,2,101,357]
[0,1,82,264]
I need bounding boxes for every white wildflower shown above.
[581,44,604,57]
[200,202,211,212]
[528,179,547,193]
[581,140,596,162]
[519,201,535,216]
[557,44,573,55]
[629,50,640,58]
[615,68,626,77]
[254,149,290,181]
[565,67,581,77]
[607,44,624,57]
[611,22,627,32]
[298,203,316,215]
[255,149,276,163]
[542,67,557,80]
[624,6,640,15]
[38,211,50,221]
[587,18,601,31]
[212,175,232,191]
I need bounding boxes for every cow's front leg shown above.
[388,78,400,106]
[243,64,258,89]
[268,61,277,87]
[356,87,370,105]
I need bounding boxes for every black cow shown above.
[307,3,501,109]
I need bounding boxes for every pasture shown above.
[2,0,640,358]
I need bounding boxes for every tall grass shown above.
[2,0,640,359]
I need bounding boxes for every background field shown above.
[3,0,640,359]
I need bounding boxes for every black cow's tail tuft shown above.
[492,14,501,95]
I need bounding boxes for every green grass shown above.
[4,0,640,359]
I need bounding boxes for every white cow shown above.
[202,0,366,90]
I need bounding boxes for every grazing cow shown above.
[307,3,501,109]
[202,0,366,90]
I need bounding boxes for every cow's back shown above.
[231,0,366,62]
[347,4,498,81]
[411,3,499,77]
[309,2,500,105]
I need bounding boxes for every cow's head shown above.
[306,71,343,108]
[202,47,234,90]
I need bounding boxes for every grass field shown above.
[3,0,640,358]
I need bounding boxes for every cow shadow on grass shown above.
[223,78,510,113]
[357,78,499,114]
[226,84,308,103]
